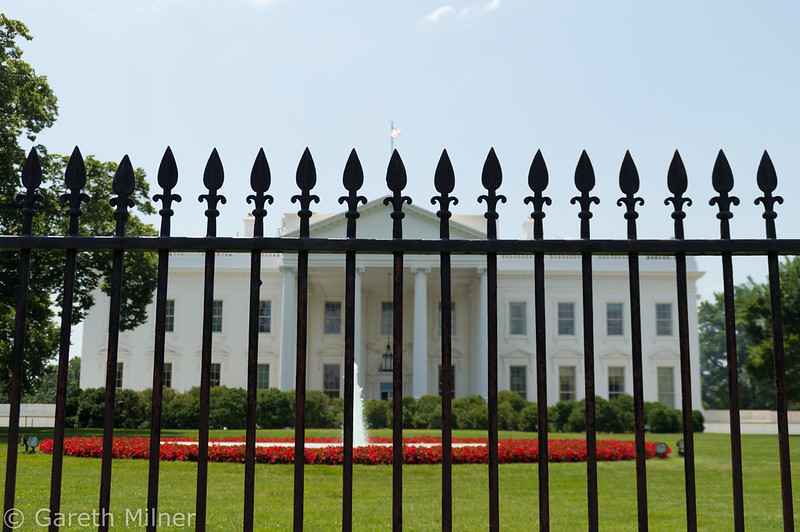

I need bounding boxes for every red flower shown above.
[40,437,670,465]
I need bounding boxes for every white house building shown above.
[79,200,703,408]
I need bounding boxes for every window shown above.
[115,362,124,389]
[558,303,575,336]
[324,302,342,334]
[163,362,173,389]
[657,367,675,407]
[606,303,624,336]
[559,366,576,401]
[258,301,272,333]
[323,364,341,398]
[509,366,527,397]
[210,362,221,387]
[165,299,175,332]
[257,364,270,389]
[438,302,456,336]
[211,300,223,333]
[608,366,625,399]
[380,382,393,401]
[656,303,673,336]
[380,301,393,336]
[509,302,527,335]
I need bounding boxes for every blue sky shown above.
[7,0,800,302]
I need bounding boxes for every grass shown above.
[1,428,797,530]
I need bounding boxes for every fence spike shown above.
[203,148,224,191]
[431,150,458,239]
[665,151,692,240]
[756,151,778,194]
[158,147,179,191]
[292,148,320,239]
[617,151,644,234]
[339,149,367,239]
[571,150,599,239]
[21,148,42,191]
[384,150,411,240]
[524,150,551,241]
[478,148,505,240]
[60,147,90,235]
[709,150,739,229]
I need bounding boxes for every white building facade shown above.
[80,200,703,408]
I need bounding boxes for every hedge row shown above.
[68,388,703,434]
[364,392,704,433]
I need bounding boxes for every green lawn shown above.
[1,428,797,530]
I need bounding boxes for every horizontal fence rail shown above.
[1,145,795,532]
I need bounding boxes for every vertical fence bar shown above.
[145,148,180,532]
[98,155,136,532]
[754,152,795,532]
[570,151,600,532]
[525,150,551,531]
[479,149,505,532]
[243,149,273,532]
[385,150,411,532]
[665,151,698,531]
[617,152,649,531]
[195,149,226,531]
[709,150,744,531]
[48,148,89,532]
[432,150,457,531]
[340,150,366,532]
[292,149,319,531]
[3,149,41,532]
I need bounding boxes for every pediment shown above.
[282,198,485,240]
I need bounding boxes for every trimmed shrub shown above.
[691,410,705,433]
[114,389,148,429]
[413,395,441,429]
[564,400,585,433]
[256,388,292,428]
[497,401,520,430]
[518,403,539,432]
[162,387,199,429]
[549,400,577,432]
[453,396,487,429]
[364,400,391,429]
[608,394,635,433]
[290,390,339,428]
[76,388,106,428]
[208,386,247,429]
[498,390,527,413]
[401,397,417,428]
[647,404,680,433]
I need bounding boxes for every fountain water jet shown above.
[350,362,369,447]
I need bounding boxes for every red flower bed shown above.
[40,437,669,465]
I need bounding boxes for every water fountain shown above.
[351,362,369,447]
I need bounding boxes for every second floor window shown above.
[558,302,575,336]
[606,303,624,336]
[324,302,342,334]
[212,300,223,333]
[259,301,272,333]
[380,301,393,336]
[165,299,175,332]
[509,302,527,335]
[656,303,673,336]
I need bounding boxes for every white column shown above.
[279,266,297,390]
[475,268,489,398]
[412,268,429,398]
[355,267,365,387]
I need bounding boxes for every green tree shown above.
[0,15,157,394]
[741,257,800,408]
[699,280,774,409]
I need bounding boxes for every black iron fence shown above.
[0,145,796,532]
